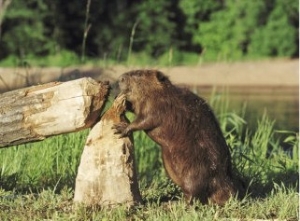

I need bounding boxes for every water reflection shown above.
[190,85,299,133]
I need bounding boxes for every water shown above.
[191,85,299,133]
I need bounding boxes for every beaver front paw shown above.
[112,122,130,138]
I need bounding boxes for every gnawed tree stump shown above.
[74,94,142,207]
[0,78,109,148]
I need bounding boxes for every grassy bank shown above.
[0,95,298,220]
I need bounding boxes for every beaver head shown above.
[118,69,171,102]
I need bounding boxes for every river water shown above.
[191,85,299,133]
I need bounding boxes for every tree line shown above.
[0,0,298,66]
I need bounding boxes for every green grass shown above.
[0,50,203,68]
[0,94,298,220]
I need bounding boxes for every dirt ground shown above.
[0,59,298,92]
[108,59,299,86]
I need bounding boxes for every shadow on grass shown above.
[245,169,299,199]
[140,165,299,206]
[0,172,76,194]
[0,167,298,204]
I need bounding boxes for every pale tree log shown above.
[74,94,142,207]
[0,77,109,148]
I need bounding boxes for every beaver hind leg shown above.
[184,192,208,205]
[209,189,232,206]
[182,180,209,205]
[208,179,236,206]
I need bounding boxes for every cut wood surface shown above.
[0,77,109,148]
[74,94,142,207]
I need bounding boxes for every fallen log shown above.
[0,77,109,148]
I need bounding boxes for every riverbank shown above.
[107,59,299,86]
[0,59,298,92]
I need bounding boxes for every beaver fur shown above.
[113,69,243,205]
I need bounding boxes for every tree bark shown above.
[0,77,109,148]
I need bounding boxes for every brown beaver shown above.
[113,69,243,205]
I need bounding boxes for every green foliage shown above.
[157,49,200,66]
[178,0,223,50]
[0,50,80,67]
[1,185,297,220]
[131,0,177,57]
[0,0,298,65]
[1,0,57,59]
[0,186,298,220]
[248,0,298,57]
[184,0,299,61]
[0,131,88,192]
[209,91,298,195]
[0,92,298,219]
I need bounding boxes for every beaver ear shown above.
[156,71,169,83]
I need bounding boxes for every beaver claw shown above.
[112,122,129,138]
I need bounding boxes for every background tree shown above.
[0,0,12,40]
[194,1,269,60]
[0,0,55,61]
[248,0,298,58]
[0,0,298,65]
[130,0,177,57]
[178,0,223,53]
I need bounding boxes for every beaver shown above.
[113,69,243,205]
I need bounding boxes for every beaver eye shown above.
[119,76,125,82]
[156,71,168,82]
